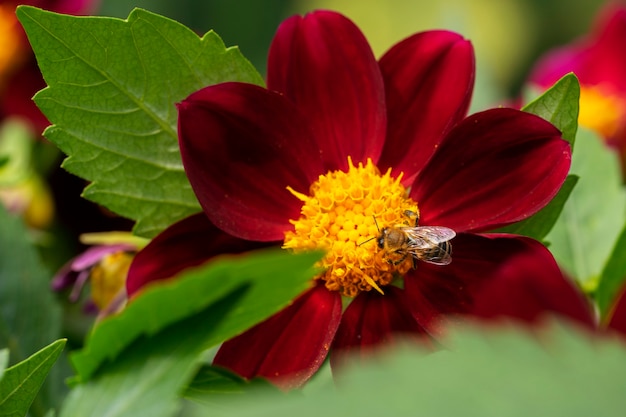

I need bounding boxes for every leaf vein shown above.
[23,10,177,139]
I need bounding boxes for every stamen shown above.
[283,157,418,297]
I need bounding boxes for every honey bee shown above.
[368,210,456,267]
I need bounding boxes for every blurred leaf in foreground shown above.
[210,321,626,417]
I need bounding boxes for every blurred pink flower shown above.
[529,2,626,175]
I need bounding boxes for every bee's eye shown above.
[377,237,385,248]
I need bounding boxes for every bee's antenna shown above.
[358,215,380,247]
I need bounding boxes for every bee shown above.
[368,210,456,267]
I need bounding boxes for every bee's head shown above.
[377,228,388,249]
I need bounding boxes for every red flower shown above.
[128,11,573,389]
[528,2,626,174]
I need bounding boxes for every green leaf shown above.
[596,222,626,317]
[545,128,626,285]
[209,321,626,417]
[495,175,578,241]
[0,205,63,414]
[59,291,244,417]
[17,6,264,237]
[59,249,319,417]
[0,339,66,417]
[522,72,579,147]
[70,248,321,382]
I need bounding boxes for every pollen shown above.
[283,157,418,297]
[578,84,626,139]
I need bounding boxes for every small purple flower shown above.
[53,243,136,314]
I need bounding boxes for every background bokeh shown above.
[97,0,609,110]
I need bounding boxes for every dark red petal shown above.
[607,284,626,335]
[404,233,593,336]
[411,108,570,232]
[213,282,342,390]
[403,233,484,337]
[469,240,595,329]
[378,30,474,183]
[267,10,386,170]
[126,213,268,297]
[177,83,324,241]
[330,286,432,371]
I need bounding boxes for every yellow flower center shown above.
[283,157,419,297]
[579,84,626,138]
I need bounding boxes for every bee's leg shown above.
[388,251,407,265]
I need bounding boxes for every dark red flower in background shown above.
[528,1,626,175]
[0,0,100,133]
[128,11,575,389]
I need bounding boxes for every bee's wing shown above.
[402,226,455,266]
[413,242,453,265]
[401,226,456,247]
